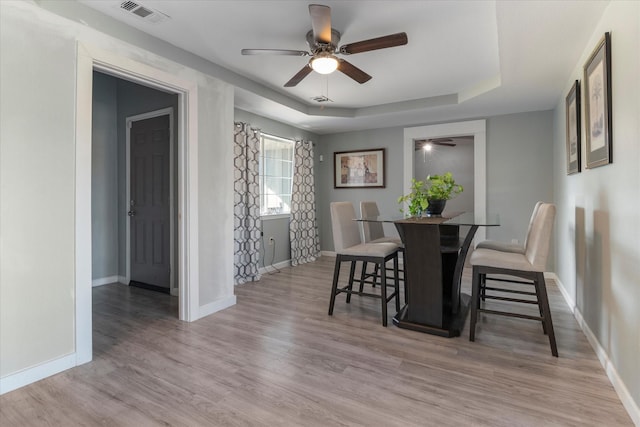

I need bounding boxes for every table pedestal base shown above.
[392,293,471,337]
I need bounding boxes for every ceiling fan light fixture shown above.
[311,54,338,74]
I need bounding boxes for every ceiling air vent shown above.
[312,95,333,103]
[119,1,169,23]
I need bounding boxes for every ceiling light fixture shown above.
[311,53,338,74]
[423,143,433,152]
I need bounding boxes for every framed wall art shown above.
[334,148,385,188]
[584,32,612,169]
[565,80,581,175]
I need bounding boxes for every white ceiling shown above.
[78,0,609,134]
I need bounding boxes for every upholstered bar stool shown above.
[469,203,558,356]
[328,202,400,326]
[476,202,542,254]
[475,201,542,301]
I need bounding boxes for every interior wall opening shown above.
[91,70,179,313]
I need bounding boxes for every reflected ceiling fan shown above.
[241,4,408,87]
[415,138,457,151]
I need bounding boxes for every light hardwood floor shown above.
[1,257,632,426]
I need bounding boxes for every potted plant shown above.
[397,178,429,216]
[398,172,463,217]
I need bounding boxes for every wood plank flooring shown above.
[0,257,632,426]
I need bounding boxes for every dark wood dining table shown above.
[359,212,500,337]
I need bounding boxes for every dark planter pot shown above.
[425,199,446,217]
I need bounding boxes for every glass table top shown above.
[357,211,500,227]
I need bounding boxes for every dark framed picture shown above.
[565,80,581,175]
[584,32,612,169]
[334,148,385,188]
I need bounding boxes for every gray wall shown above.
[234,109,320,268]
[317,127,405,250]
[92,73,119,280]
[553,1,639,410]
[317,110,554,252]
[486,111,554,243]
[1,2,77,375]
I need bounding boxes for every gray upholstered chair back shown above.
[330,202,361,252]
[360,201,385,243]
[522,201,543,249]
[525,203,556,270]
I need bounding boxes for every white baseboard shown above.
[259,259,291,274]
[92,275,120,287]
[92,276,127,287]
[321,250,336,257]
[553,273,639,426]
[0,353,76,395]
[197,295,237,320]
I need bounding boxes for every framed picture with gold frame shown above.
[334,148,385,188]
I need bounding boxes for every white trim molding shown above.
[0,354,76,395]
[552,273,640,426]
[258,259,292,275]
[198,296,237,319]
[92,276,120,287]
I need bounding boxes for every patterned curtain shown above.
[233,122,261,284]
[289,140,320,266]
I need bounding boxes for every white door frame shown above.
[75,42,200,366]
[403,120,487,242]
[125,108,177,295]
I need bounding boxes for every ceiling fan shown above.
[241,4,408,87]
[415,138,457,151]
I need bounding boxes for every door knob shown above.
[128,210,136,217]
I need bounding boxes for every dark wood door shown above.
[129,115,170,289]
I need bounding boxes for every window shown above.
[259,133,294,216]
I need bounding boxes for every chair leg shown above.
[535,272,558,357]
[469,266,481,342]
[328,255,342,315]
[346,261,357,303]
[393,255,400,312]
[358,261,368,293]
[371,264,380,287]
[480,273,486,302]
[380,261,388,327]
[533,276,548,335]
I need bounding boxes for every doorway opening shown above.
[413,135,475,215]
[92,72,178,298]
[76,42,200,365]
[403,120,486,242]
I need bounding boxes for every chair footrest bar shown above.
[484,286,537,296]
[483,295,538,304]
[478,308,543,321]
[485,277,534,286]
[336,286,398,301]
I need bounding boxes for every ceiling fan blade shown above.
[284,65,313,87]
[241,49,309,56]
[309,4,332,44]
[337,59,372,84]
[339,32,408,55]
